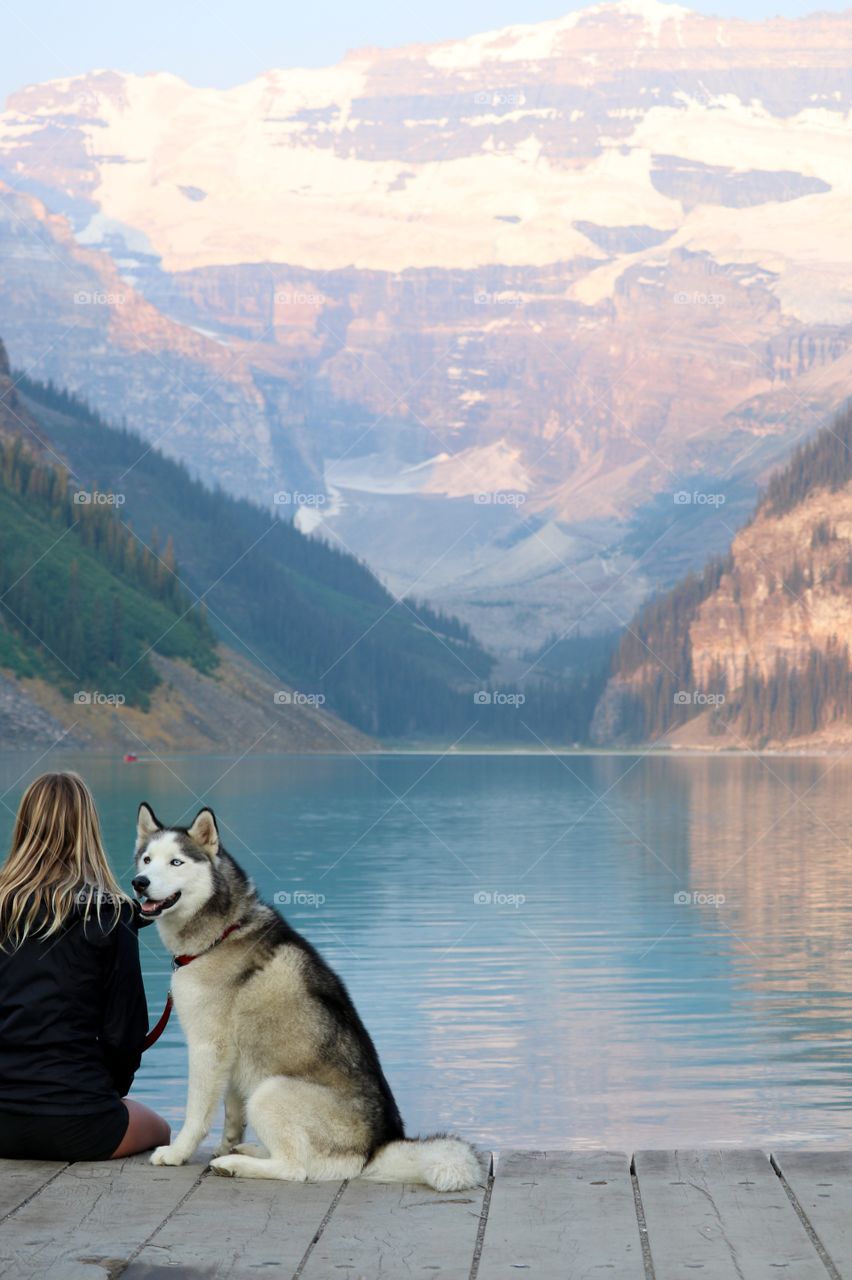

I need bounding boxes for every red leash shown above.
[141,921,243,1053]
[141,995,173,1051]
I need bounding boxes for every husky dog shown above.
[132,804,482,1190]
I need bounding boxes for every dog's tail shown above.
[360,1135,483,1191]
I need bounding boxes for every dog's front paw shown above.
[150,1144,190,1166]
[209,1155,238,1177]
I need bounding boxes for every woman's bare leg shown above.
[111,1099,171,1158]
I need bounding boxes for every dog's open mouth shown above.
[137,890,182,917]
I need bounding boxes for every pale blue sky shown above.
[3,0,848,102]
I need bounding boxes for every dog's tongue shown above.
[139,900,162,914]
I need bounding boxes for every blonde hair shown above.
[0,772,130,949]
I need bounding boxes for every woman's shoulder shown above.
[78,894,139,946]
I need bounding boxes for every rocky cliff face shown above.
[689,494,852,694]
[3,1,852,650]
[0,185,288,499]
[596,403,852,748]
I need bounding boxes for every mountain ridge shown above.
[3,1,852,650]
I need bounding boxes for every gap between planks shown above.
[770,1155,844,1280]
[468,1154,496,1280]
[0,1160,69,1225]
[630,1154,657,1280]
[111,1165,209,1279]
[290,1179,351,1280]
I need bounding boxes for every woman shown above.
[0,771,170,1160]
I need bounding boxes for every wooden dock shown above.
[3,1148,852,1278]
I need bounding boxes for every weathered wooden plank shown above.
[125,1174,344,1278]
[0,1155,203,1280]
[635,1148,826,1279]
[5,1147,849,1280]
[477,1150,644,1280]
[772,1150,852,1277]
[298,1176,487,1279]
[0,1158,67,1221]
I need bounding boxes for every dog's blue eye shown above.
[170,858,184,867]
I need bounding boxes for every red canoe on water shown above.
[123,754,138,763]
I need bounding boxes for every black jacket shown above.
[0,899,149,1114]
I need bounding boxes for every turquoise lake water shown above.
[2,750,852,1149]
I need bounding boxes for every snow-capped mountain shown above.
[2,0,852,650]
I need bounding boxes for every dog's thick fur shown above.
[132,804,482,1190]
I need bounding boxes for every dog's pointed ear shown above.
[137,802,161,842]
[187,808,220,859]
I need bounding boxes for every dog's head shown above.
[132,802,221,924]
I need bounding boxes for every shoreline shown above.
[2,744,849,760]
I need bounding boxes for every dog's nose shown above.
[132,875,150,894]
